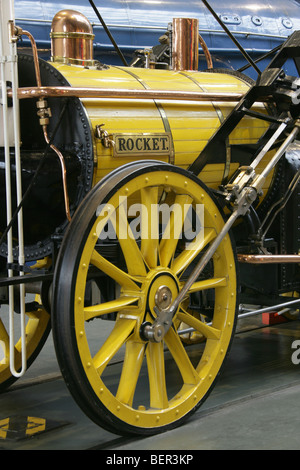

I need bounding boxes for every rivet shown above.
[92,232,97,239]
[87,362,91,368]
[209,374,212,379]
[193,395,197,400]
[79,331,84,337]
[82,263,87,270]
[165,175,168,181]
[156,416,160,422]
[145,177,149,183]
[136,414,140,421]
[117,405,120,411]
[184,181,188,187]
[100,388,104,394]
[175,409,179,416]
[220,349,224,354]
[78,297,82,304]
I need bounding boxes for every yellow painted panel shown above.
[51,62,275,200]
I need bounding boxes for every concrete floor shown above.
[0,316,300,450]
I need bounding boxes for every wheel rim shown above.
[0,295,50,390]
[63,165,237,433]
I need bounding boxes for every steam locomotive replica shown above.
[1,0,300,436]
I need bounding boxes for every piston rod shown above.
[238,254,300,263]
[178,298,300,336]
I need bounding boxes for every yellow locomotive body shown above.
[52,62,274,195]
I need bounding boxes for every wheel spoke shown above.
[177,309,221,340]
[146,341,169,409]
[93,318,136,375]
[0,319,9,344]
[164,327,200,385]
[115,204,147,276]
[0,319,9,363]
[91,250,140,290]
[159,194,193,268]
[116,340,146,406]
[188,277,227,294]
[171,227,216,276]
[0,318,23,365]
[140,186,159,268]
[84,296,139,321]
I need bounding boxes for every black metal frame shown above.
[189,30,300,178]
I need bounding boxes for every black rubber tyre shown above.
[52,161,238,436]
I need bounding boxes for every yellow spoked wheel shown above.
[52,162,238,436]
[0,295,50,391]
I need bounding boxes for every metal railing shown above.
[0,0,26,377]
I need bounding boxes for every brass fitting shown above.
[36,99,52,126]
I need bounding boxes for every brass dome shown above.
[50,10,95,66]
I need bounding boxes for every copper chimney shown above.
[172,18,199,71]
[50,10,95,66]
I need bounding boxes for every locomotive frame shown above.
[1,0,300,436]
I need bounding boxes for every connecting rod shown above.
[144,122,300,342]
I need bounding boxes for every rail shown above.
[0,0,26,378]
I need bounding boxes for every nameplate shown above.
[113,133,172,157]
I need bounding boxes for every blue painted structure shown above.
[14,0,300,78]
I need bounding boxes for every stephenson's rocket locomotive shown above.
[1,1,300,435]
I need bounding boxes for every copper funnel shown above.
[172,18,199,71]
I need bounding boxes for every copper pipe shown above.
[18,29,71,222]
[238,254,300,264]
[11,86,245,102]
[199,34,213,69]
[42,127,71,222]
[21,30,42,87]
[41,127,71,222]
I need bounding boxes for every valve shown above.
[95,124,115,148]
[36,99,52,126]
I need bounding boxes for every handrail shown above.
[10,85,247,102]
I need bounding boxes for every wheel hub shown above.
[140,271,179,343]
[155,285,172,311]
